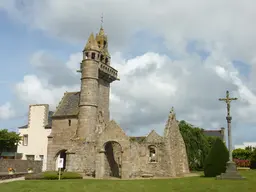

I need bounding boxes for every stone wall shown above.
[0,159,42,173]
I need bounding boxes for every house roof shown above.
[203,130,224,140]
[52,92,80,118]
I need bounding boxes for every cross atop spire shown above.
[101,13,104,28]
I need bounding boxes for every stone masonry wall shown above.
[0,159,42,173]
[47,118,77,171]
[128,141,169,178]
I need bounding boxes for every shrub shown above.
[203,138,229,177]
[25,171,83,180]
[232,148,252,160]
[233,159,250,167]
[250,149,256,169]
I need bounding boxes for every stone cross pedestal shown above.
[216,90,245,180]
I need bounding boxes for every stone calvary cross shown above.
[219,90,237,161]
[217,90,244,180]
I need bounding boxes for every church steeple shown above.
[95,21,110,65]
[84,33,100,52]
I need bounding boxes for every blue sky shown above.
[1,1,256,147]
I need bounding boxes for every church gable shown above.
[145,130,163,143]
[99,120,129,142]
[53,92,80,118]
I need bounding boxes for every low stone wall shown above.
[0,159,42,173]
[0,172,27,180]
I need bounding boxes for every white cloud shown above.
[1,0,256,144]
[15,51,80,110]
[0,102,15,120]
[1,0,256,61]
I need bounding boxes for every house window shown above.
[23,134,28,146]
[68,119,71,126]
[39,155,44,161]
[26,155,35,161]
[149,146,157,162]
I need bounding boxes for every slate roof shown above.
[52,92,80,117]
[203,130,224,140]
[45,111,54,128]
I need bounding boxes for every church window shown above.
[68,119,71,126]
[91,52,96,59]
[105,58,108,64]
[85,52,89,59]
[148,145,157,162]
[104,40,107,48]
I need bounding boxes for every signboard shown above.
[58,158,64,168]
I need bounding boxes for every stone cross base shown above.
[216,161,245,180]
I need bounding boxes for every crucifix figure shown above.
[219,90,238,117]
[219,90,237,162]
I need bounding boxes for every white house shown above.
[17,104,53,171]
[234,142,256,150]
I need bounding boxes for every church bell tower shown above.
[77,25,119,141]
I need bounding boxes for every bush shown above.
[232,148,252,160]
[25,171,83,180]
[250,149,256,169]
[203,138,229,177]
[233,159,250,167]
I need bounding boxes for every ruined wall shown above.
[164,109,190,176]
[46,118,77,171]
[128,141,170,178]
[0,159,42,173]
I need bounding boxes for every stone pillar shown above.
[95,149,105,179]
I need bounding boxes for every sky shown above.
[0,0,256,146]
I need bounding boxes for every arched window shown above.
[105,58,108,64]
[91,52,96,59]
[148,145,157,162]
[84,52,88,59]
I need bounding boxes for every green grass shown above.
[1,170,256,192]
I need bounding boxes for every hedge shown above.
[204,138,229,177]
[25,171,83,180]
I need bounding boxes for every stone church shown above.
[46,25,189,179]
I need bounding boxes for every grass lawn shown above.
[1,170,256,192]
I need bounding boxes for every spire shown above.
[84,33,100,51]
[170,106,176,120]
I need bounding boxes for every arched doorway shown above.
[55,149,67,171]
[104,141,122,178]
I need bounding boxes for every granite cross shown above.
[219,90,238,161]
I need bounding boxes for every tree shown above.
[250,148,256,169]
[232,148,252,160]
[207,136,218,150]
[0,129,21,152]
[179,120,210,171]
[204,138,229,177]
